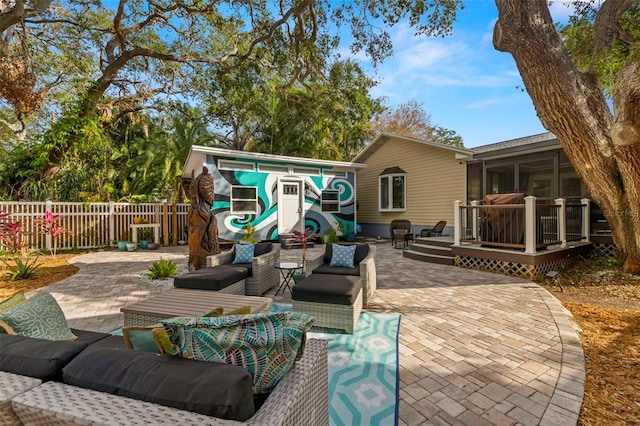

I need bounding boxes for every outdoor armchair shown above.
[304,243,376,308]
[206,242,281,296]
[389,219,412,248]
[419,220,447,237]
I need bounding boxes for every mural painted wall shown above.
[206,154,357,241]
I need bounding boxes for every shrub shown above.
[148,258,177,279]
[3,255,42,280]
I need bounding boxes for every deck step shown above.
[414,237,453,248]
[403,250,455,265]
[278,233,316,250]
[409,243,453,256]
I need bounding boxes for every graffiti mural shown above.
[207,154,356,241]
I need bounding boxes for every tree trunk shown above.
[493,0,640,273]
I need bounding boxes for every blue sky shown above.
[352,1,574,148]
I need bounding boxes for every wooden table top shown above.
[120,288,272,318]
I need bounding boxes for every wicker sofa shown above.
[1,335,328,426]
[205,243,281,296]
[304,243,376,307]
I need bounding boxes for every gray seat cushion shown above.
[292,274,361,305]
[313,263,360,276]
[174,265,248,291]
[0,334,89,382]
[63,347,255,421]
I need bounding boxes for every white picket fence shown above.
[0,201,190,251]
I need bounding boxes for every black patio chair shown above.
[419,220,447,237]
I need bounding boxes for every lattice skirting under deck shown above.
[455,255,580,279]
[591,242,617,258]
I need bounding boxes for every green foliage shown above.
[240,223,259,244]
[147,258,178,280]
[323,225,340,243]
[3,255,41,281]
[558,2,640,96]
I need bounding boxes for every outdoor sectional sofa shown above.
[0,330,328,425]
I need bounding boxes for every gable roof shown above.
[352,132,473,163]
[182,146,366,179]
[470,132,559,160]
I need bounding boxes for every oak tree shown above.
[493,0,640,273]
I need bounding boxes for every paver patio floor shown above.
[34,241,584,426]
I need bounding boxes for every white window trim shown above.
[219,159,255,172]
[379,174,407,212]
[321,189,340,213]
[230,186,258,214]
[257,163,289,174]
[323,170,347,178]
[292,166,320,176]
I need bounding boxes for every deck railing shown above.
[454,196,590,254]
[0,201,190,252]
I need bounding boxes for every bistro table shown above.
[274,262,303,296]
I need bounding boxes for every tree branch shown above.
[593,0,635,54]
[0,0,52,35]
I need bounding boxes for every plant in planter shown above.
[321,225,339,244]
[344,223,356,242]
[240,223,259,244]
[139,227,153,248]
[293,228,318,273]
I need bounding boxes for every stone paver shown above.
[34,240,585,425]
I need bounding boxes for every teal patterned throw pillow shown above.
[162,312,314,394]
[330,244,356,268]
[0,292,76,341]
[233,244,255,264]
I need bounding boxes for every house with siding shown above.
[352,133,472,238]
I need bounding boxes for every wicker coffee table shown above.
[121,288,272,326]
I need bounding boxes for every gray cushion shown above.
[63,347,255,421]
[292,274,361,305]
[313,263,360,276]
[323,243,369,266]
[174,265,248,291]
[253,242,273,257]
[0,334,89,382]
[232,242,273,264]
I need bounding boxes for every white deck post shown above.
[454,200,461,247]
[555,198,567,247]
[581,198,591,242]
[524,196,536,254]
[471,200,479,240]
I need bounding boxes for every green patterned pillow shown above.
[162,312,314,394]
[0,291,26,334]
[0,292,76,341]
[0,291,27,312]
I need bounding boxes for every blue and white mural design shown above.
[207,155,356,241]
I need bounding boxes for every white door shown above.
[279,180,303,234]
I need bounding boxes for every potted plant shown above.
[321,225,339,244]
[344,223,356,242]
[293,228,318,275]
[240,223,259,244]
[139,227,153,249]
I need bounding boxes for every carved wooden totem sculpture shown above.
[187,167,220,270]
